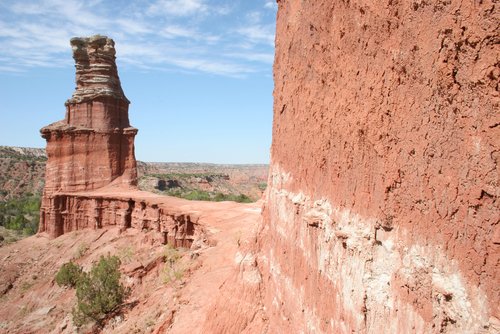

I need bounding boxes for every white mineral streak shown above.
[262,164,494,333]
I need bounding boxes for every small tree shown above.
[72,255,127,327]
[55,261,82,288]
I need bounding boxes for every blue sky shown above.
[0,0,277,163]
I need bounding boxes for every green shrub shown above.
[235,194,252,203]
[72,255,127,327]
[213,193,252,203]
[177,190,253,203]
[182,190,211,201]
[55,261,82,288]
[0,195,40,235]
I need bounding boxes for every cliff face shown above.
[37,190,201,248]
[259,0,499,333]
[206,0,499,333]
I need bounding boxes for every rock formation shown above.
[34,4,499,331]
[40,35,137,195]
[206,1,499,333]
[38,36,202,247]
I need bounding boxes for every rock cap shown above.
[66,35,129,105]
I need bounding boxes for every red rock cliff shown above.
[206,0,499,333]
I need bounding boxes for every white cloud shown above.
[158,25,220,44]
[237,25,275,46]
[264,1,277,10]
[169,57,256,77]
[0,65,24,73]
[147,0,207,17]
[247,11,262,24]
[9,2,46,15]
[118,43,164,60]
[227,52,274,64]
[236,9,276,47]
[160,25,198,39]
[214,5,232,15]
[116,19,152,35]
[0,0,276,77]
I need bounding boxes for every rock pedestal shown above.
[40,35,137,195]
[37,35,205,248]
[38,36,204,247]
[39,35,138,237]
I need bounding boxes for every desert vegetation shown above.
[0,147,45,240]
[167,189,252,203]
[162,244,185,284]
[0,194,40,236]
[140,172,258,203]
[56,255,128,328]
[55,261,83,288]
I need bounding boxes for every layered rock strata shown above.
[38,191,200,248]
[40,35,137,196]
[206,1,499,333]
[38,36,205,246]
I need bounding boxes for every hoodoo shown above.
[37,36,200,249]
[40,35,137,196]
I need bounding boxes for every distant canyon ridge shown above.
[0,145,268,201]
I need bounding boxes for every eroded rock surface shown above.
[38,35,141,238]
[37,36,206,249]
[39,190,200,248]
[68,35,128,106]
[40,35,137,197]
[206,1,499,333]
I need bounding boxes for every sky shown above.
[0,0,277,164]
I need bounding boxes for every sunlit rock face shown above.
[39,35,138,238]
[205,1,499,333]
[41,35,137,194]
[38,36,210,247]
[65,35,131,130]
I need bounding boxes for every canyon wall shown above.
[260,0,499,333]
[206,1,499,333]
[38,192,199,248]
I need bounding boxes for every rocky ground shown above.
[0,197,262,333]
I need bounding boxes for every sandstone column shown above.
[39,35,138,237]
